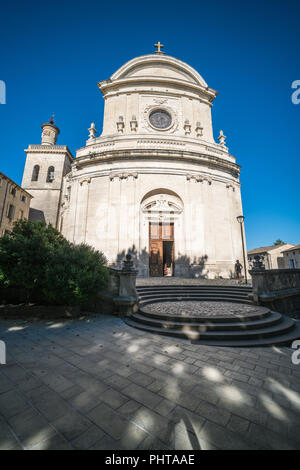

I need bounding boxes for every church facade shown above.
[22,45,247,278]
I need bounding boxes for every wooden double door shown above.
[149,222,174,277]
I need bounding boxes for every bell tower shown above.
[21,117,74,227]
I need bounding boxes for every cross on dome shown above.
[154,41,165,54]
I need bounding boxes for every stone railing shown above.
[249,268,300,318]
[88,254,139,317]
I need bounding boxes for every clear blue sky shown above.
[1,0,299,250]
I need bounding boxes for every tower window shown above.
[47,166,55,183]
[32,165,40,181]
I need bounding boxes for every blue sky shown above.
[0,0,299,250]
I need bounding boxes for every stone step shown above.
[131,310,282,331]
[139,305,271,323]
[125,315,296,342]
[139,295,252,306]
[137,286,252,293]
[138,292,251,300]
[128,285,300,346]
[191,322,300,347]
[139,291,251,297]
[137,286,252,292]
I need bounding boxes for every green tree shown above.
[0,220,68,298]
[0,220,108,305]
[273,239,285,246]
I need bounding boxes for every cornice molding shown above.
[76,134,233,160]
[25,145,74,162]
[73,148,240,177]
[99,77,215,105]
[67,169,240,191]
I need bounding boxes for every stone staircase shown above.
[125,285,300,346]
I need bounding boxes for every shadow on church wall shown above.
[112,244,209,279]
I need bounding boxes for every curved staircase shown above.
[125,285,300,347]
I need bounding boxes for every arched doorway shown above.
[141,190,183,277]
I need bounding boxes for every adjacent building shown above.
[0,172,32,236]
[282,244,300,269]
[248,244,295,269]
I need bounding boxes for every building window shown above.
[7,204,15,219]
[289,259,297,269]
[46,166,55,183]
[32,165,40,181]
[11,187,16,197]
[21,195,27,203]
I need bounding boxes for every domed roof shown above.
[98,53,217,101]
[110,53,208,87]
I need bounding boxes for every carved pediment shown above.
[142,196,182,215]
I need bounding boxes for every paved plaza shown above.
[0,313,300,450]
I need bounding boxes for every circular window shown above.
[149,109,172,130]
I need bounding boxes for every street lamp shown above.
[236,215,248,284]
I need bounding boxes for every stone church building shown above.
[22,45,246,278]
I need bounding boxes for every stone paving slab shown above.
[0,314,299,449]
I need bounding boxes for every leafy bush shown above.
[0,220,109,305]
[43,243,109,305]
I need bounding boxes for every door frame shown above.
[149,221,174,277]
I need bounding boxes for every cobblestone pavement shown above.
[143,301,263,318]
[0,314,299,450]
[137,277,252,286]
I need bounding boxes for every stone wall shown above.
[0,173,32,235]
[250,268,300,318]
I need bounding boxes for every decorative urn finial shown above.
[122,254,135,272]
[217,130,227,146]
[88,122,97,140]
